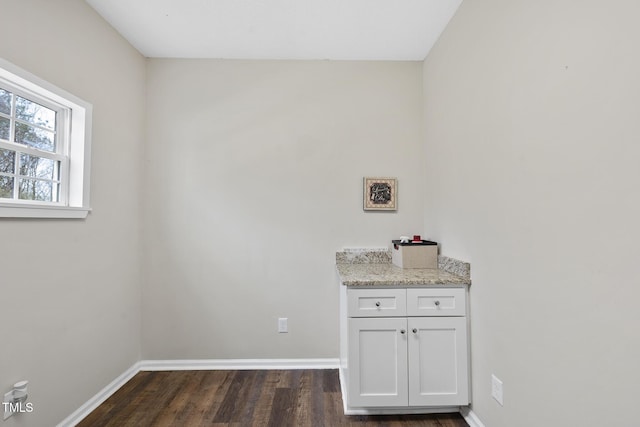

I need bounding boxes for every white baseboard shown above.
[139,358,340,371]
[460,406,486,427]
[58,358,340,426]
[56,361,142,427]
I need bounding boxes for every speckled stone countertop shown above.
[336,249,471,287]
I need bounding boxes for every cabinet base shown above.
[342,405,463,416]
[339,366,464,416]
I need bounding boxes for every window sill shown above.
[0,204,90,219]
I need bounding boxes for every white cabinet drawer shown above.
[347,288,407,317]
[407,287,466,317]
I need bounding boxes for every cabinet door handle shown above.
[375,301,381,307]
[412,328,418,334]
[434,300,440,306]
[400,329,406,334]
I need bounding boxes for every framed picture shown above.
[363,177,397,211]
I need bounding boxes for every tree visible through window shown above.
[0,87,65,203]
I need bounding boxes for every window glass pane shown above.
[0,88,10,115]
[0,116,9,140]
[19,179,55,202]
[0,149,15,174]
[19,153,56,180]
[15,96,56,130]
[14,122,55,152]
[0,176,14,198]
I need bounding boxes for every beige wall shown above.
[423,1,640,426]
[142,59,424,358]
[0,1,145,425]
[10,1,636,425]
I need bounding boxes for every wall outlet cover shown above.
[278,317,288,333]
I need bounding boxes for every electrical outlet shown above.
[278,317,288,333]
[3,390,14,420]
[491,374,504,406]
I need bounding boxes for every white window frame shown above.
[0,58,92,219]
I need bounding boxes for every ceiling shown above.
[86,0,463,60]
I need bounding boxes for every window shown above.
[0,88,64,203]
[0,58,92,218]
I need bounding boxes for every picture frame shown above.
[363,177,397,211]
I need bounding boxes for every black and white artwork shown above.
[363,177,397,211]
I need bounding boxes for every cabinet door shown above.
[348,317,408,407]
[407,317,469,406]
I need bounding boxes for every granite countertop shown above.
[336,249,471,287]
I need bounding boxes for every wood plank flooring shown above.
[77,370,469,427]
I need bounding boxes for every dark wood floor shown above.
[77,370,469,427]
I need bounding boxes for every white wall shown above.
[423,1,640,426]
[143,59,425,359]
[0,1,146,425]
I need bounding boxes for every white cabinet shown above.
[341,286,469,412]
[347,288,406,317]
[407,316,468,407]
[348,317,408,407]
